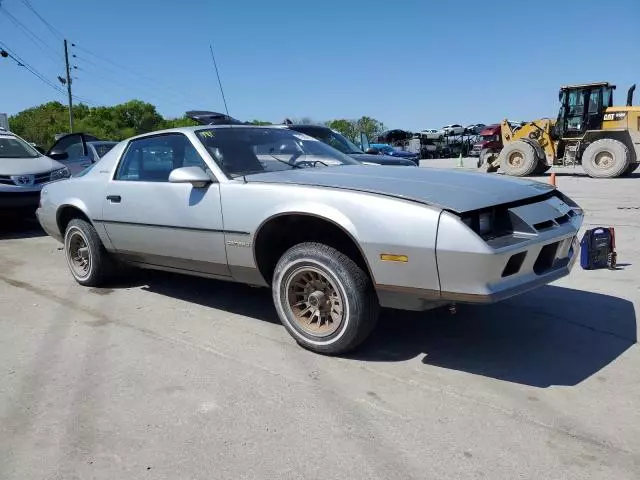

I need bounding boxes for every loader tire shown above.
[498,141,538,177]
[581,139,630,178]
[621,162,639,176]
[534,160,551,174]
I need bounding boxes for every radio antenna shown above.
[209,42,230,120]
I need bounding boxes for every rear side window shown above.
[115,134,207,182]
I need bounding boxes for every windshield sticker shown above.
[200,131,215,138]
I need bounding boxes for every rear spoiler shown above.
[185,110,246,125]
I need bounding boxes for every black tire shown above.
[272,242,379,355]
[498,141,538,176]
[534,161,551,174]
[621,162,639,176]
[64,218,117,287]
[581,139,630,178]
[478,148,497,168]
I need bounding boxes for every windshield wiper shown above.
[268,153,303,169]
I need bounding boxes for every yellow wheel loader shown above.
[486,82,640,178]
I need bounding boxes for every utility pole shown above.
[63,39,74,132]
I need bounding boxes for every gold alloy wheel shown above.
[286,267,344,337]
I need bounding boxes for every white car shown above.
[0,128,70,218]
[439,124,465,136]
[419,129,443,140]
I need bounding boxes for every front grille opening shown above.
[502,252,527,277]
[533,242,559,274]
[533,220,555,231]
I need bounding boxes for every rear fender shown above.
[57,200,114,251]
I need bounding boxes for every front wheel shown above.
[498,141,538,176]
[272,242,379,355]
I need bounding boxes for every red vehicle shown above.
[470,124,502,163]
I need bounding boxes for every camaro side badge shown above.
[226,240,252,248]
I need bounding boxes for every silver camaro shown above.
[36,125,584,354]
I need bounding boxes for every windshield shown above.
[0,134,41,159]
[195,127,360,178]
[296,128,363,155]
[480,134,499,142]
[92,142,117,158]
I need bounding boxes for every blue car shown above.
[369,143,419,164]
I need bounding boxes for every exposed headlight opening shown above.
[478,212,492,235]
[50,167,70,181]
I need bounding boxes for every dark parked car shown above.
[46,133,118,176]
[286,125,417,166]
[368,143,420,163]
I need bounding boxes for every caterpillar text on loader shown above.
[486,82,640,178]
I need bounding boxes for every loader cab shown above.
[554,82,616,139]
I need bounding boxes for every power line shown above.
[0,5,62,65]
[0,39,99,106]
[20,0,64,41]
[76,66,189,109]
[73,43,204,107]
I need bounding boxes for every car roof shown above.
[126,124,288,141]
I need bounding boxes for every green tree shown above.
[356,116,385,141]
[325,119,358,142]
[162,116,199,129]
[248,119,273,125]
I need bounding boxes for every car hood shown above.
[0,156,64,175]
[349,153,416,166]
[245,165,555,213]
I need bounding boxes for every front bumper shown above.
[377,192,584,311]
[435,194,583,304]
[0,191,41,215]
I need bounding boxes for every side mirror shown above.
[48,149,69,161]
[365,147,380,155]
[169,166,213,188]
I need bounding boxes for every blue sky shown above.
[1,0,638,130]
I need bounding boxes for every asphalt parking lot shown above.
[1,163,639,480]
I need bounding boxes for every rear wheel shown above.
[272,242,379,355]
[581,139,630,178]
[621,162,639,176]
[64,218,117,286]
[498,141,538,176]
[534,159,551,174]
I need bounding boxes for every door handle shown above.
[106,195,121,203]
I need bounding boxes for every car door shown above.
[100,132,230,277]
[46,133,93,175]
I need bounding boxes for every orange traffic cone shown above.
[549,172,556,187]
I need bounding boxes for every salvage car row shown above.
[17,120,582,354]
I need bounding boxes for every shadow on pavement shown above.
[137,271,280,325]
[0,217,46,240]
[128,271,636,388]
[352,285,637,387]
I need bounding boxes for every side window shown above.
[588,90,601,114]
[115,134,207,182]
[183,141,207,168]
